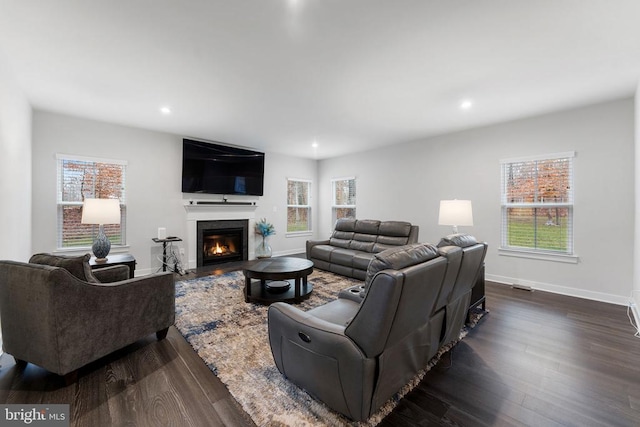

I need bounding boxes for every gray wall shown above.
[31,111,317,275]
[0,54,32,261]
[318,98,635,305]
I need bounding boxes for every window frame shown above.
[499,151,578,263]
[286,178,312,235]
[56,153,127,251]
[331,176,356,226]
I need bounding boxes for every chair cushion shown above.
[365,243,439,286]
[29,253,99,283]
[334,218,357,232]
[354,219,381,234]
[378,221,412,237]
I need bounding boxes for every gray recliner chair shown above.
[267,243,462,421]
[0,253,175,382]
[436,234,488,346]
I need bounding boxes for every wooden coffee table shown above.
[243,257,314,304]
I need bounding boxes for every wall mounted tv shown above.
[182,139,265,196]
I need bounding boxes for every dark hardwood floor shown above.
[1,259,639,426]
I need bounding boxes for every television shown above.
[181,139,265,196]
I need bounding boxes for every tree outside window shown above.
[57,155,127,249]
[332,177,356,225]
[287,179,311,233]
[500,152,574,254]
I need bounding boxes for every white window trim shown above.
[498,247,579,264]
[56,154,128,250]
[331,176,356,228]
[286,177,313,235]
[499,151,577,261]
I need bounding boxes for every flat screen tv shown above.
[182,139,265,196]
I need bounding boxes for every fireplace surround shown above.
[184,201,257,270]
[197,220,248,267]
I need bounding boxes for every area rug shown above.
[174,270,485,427]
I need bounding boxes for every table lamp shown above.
[81,198,121,261]
[439,199,473,234]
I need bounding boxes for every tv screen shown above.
[182,139,265,196]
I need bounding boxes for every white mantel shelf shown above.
[184,200,258,209]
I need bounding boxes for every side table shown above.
[90,253,136,279]
[152,237,182,272]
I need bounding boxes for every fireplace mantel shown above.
[184,202,258,269]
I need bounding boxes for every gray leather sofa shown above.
[306,218,419,280]
[0,253,175,382]
[268,239,486,421]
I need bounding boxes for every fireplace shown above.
[197,220,249,267]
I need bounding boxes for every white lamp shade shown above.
[81,198,121,225]
[438,200,473,227]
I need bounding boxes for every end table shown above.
[90,253,136,279]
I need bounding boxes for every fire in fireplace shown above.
[197,220,249,267]
[203,232,239,259]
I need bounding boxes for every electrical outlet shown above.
[179,248,185,256]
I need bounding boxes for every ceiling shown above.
[1,1,639,159]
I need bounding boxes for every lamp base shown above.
[92,224,112,260]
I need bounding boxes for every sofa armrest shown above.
[306,239,330,259]
[92,265,130,282]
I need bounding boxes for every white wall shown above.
[31,111,317,274]
[318,98,635,305]
[0,54,32,261]
[29,99,635,304]
[633,83,640,315]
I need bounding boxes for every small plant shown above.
[255,218,276,237]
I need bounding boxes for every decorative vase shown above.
[256,236,272,259]
[92,224,111,261]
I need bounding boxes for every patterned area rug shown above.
[175,269,484,426]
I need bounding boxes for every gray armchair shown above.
[268,243,463,421]
[0,253,175,382]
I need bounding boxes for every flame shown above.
[204,237,238,257]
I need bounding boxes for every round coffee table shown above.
[243,257,314,304]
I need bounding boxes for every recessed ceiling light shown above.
[160,106,172,115]
[312,142,318,148]
[460,100,473,110]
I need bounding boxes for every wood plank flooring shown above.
[1,260,639,426]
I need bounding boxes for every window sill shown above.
[498,248,579,264]
[54,245,131,255]
[285,231,313,238]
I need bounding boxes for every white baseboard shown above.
[273,248,307,257]
[486,273,630,306]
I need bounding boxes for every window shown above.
[287,178,311,233]
[332,177,356,224]
[57,154,127,249]
[500,152,574,256]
